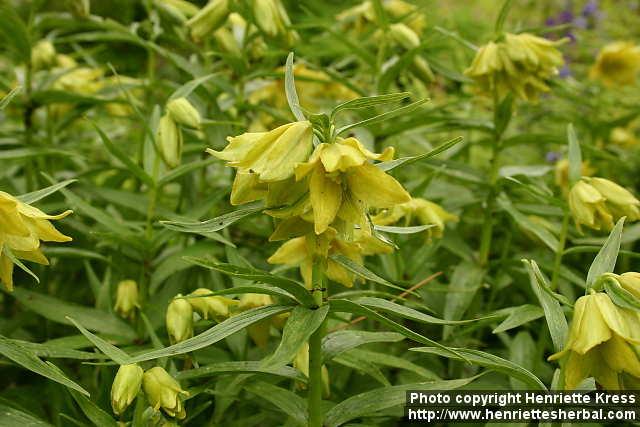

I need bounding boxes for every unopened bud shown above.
[187,0,230,42]
[166,296,193,344]
[157,115,183,169]
[187,288,237,321]
[114,280,139,319]
[166,97,201,129]
[111,364,143,415]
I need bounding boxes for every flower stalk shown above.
[308,263,326,427]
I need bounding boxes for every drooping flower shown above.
[142,367,188,419]
[371,197,458,239]
[293,343,330,397]
[465,33,566,101]
[31,40,56,70]
[610,126,638,148]
[114,280,140,319]
[165,296,193,344]
[0,191,72,291]
[111,364,143,415]
[207,121,314,183]
[268,227,392,288]
[568,177,640,231]
[294,137,409,235]
[186,288,237,321]
[235,293,281,347]
[589,42,640,87]
[548,292,640,390]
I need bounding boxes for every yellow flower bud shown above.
[214,27,242,57]
[548,292,640,390]
[114,280,139,319]
[111,364,143,415]
[67,0,90,18]
[554,159,595,191]
[187,288,237,321]
[186,0,230,42]
[208,121,313,183]
[142,367,188,419]
[590,41,640,87]
[389,23,419,49]
[252,0,297,43]
[166,296,193,344]
[613,272,640,300]
[166,97,201,129]
[0,191,72,291]
[158,0,200,20]
[31,40,56,70]
[157,115,183,169]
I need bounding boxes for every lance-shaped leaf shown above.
[322,330,404,361]
[160,202,263,234]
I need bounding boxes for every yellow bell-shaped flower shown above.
[294,137,409,235]
[208,121,313,183]
[142,367,189,419]
[0,191,72,291]
[568,177,640,231]
[590,41,640,87]
[548,292,640,390]
[465,33,565,101]
[372,197,458,239]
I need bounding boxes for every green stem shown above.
[551,209,570,290]
[145,155,161,239]
[478,91,509,267]
[308,264,326,427]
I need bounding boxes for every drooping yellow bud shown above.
[166,97,201,129]
[111,364,143,415]
[548,292,640,390]
[252,0,298,44]
[590,41,640,87]
[157,115,183,169]
[554,159,594,191]
[186,0,230,42]
[114,280,139,319]
[166,296,193,344]
[614,272,640,299]
[187,288,237,321]
[0,191,72,291]
[142,367,188,419]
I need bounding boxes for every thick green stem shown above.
[551,209,570,289]
[308,265,326,427]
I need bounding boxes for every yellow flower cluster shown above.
[209,121,412,288]
[465,33,566,101]
[590,41,640,87]
[549,289,640,390]
[0,191,72,290]
[568,177,640,231]
[371,197,458,240]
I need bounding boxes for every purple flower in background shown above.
[582,0,599,17]
[546,151,562,163]
[559,64,572,78]
[558,10,574,24]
